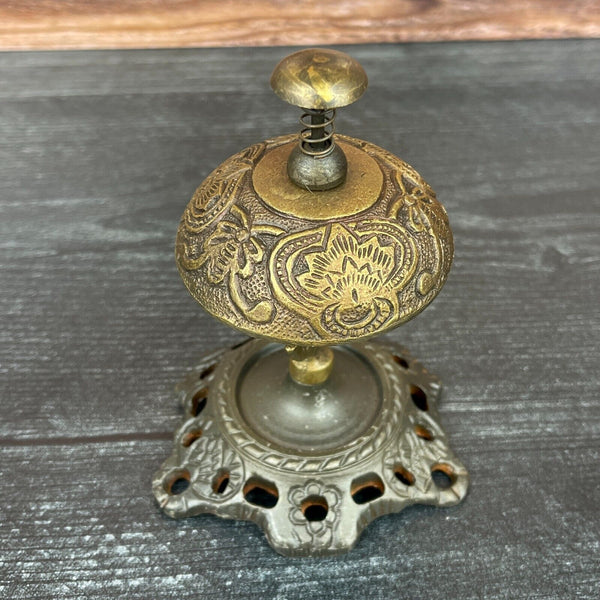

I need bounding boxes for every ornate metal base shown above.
[153,339,468,557]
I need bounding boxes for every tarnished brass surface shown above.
[176,133,453,346]
[253,139,382,220]
[270,48,368,110]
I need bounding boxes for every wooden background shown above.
[1,40,599,598]
[0,0,599,50]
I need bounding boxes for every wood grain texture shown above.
[0,1,599,50]
[0,41,599,598]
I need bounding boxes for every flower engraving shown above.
[388,172,450,297]
[182,205,283,324]
[388,172,436,233]
[270,221,418,339]
[202,205,266,283]
[183,142,265,234]
[288,480,341,548]
[299,225,397,337]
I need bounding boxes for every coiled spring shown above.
[299,108,336,157]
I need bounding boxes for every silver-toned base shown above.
[153,339,468,557]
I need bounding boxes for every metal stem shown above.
[310,110,327,152]
[286,345,334,386]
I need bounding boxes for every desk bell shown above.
[153,49,468,557]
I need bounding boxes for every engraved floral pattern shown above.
[388,171,437,234]
[202,205,267,283]
[182,141,265,234]
[270,221,418,338]
[298,223,398,337]
[288,480,341,548]
[387,171,452,297]
[182,205,283,324]
[176,134,452,344]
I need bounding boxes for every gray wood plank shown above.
[1,41,599,599]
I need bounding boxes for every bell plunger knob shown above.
[270,48,368,191]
